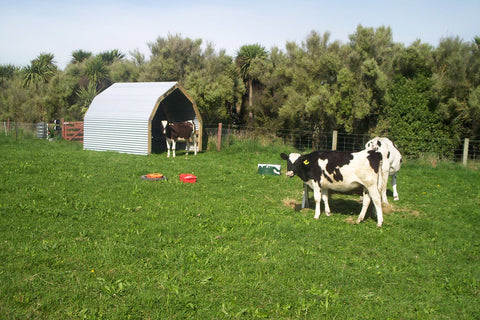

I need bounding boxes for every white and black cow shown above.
[365,137,402,202]
[161,120,197,158]
[281,150,385,227]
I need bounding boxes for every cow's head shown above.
[161,120,168,134]
[280,153,302,177]
[281,152,323,183]
[365,137,381,151]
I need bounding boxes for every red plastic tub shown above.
[179,173,197,183]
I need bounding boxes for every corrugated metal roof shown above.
[84,82,178,121]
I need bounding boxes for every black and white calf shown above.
[281,150,385,227]
[365,137,402,202]
[161,120,197,158]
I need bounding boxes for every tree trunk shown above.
[248,78,253,120]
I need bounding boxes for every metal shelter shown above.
[83,82,203,155]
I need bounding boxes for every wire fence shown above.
[2,121,46,139]
[3,121,480,164]
[204,123,480,164]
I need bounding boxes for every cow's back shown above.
[166,122,194,140]
[317,150,381,191]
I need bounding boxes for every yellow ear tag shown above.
[303,159,310,165]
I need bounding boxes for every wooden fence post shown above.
[332,130,338,151]
[217,123,222,151]
[463,138,469,167]
[226,124,231,148]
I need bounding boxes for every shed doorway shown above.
[150,87,200,154]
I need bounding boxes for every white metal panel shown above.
[84,118,150,155]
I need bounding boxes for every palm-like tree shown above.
[98,49,125,64]
[84,57,109,88]
[76,81,97,115]
[71,50,92,64]
[0,64,16,86]
[235,44,268,120]
[22,53,56,88]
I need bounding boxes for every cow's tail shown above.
[377,154,389,195]
[377,157,385,195]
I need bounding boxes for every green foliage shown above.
[1,27,480,146]
[235,44,268,124]
[70,49,92,64]
[22,53,56,88]
[84,57,110,88]
[236,44,268,80]
[0,137,479,319]
[109,60,139,82]
[76,82,97,116]
[0,64,17,86]
[97,49,125,65]
[386,75,458,157]
[144,33,203,82]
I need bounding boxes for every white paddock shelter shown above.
[84,82,203,155]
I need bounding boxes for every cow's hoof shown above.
[376,222,383,227]
[394,197,399,201]
[355,219,362,224]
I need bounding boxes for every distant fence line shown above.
[2,120,479,165]
[204,123,480,165]
[2,120,83,142]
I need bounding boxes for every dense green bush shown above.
[1,29,479,142]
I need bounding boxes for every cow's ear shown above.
[280,153,288,160]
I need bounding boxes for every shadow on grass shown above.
[283,189,382,223]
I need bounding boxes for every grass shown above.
[0,136,479,319]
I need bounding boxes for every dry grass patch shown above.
[282,198,301,210]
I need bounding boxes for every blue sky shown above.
[1,0,479,69]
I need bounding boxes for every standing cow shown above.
[161,120,197,158]
[281,149,385,227]
[365,137,402,202]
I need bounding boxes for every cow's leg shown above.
[166,139,171,158]
[302,183,309,209]
[366,186,383,227]
[391,173,399,201]
[193,135,197,155]
[381,173,389,204]
[172,140,176,158]
[322,189,331,216]
[312,183,322,219]
[380,164,390,204]
[356,188,371,224]
[185,140,189,155]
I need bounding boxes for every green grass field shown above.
[1,136,479,319]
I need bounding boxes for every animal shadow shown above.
[302,192,377,221]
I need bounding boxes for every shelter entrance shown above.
[151,87,198,154]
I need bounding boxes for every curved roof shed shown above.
[84,82,203,155]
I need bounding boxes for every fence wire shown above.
[3,121,479,163]
[204,123,480,163]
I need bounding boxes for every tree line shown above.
[1,25,480,144]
